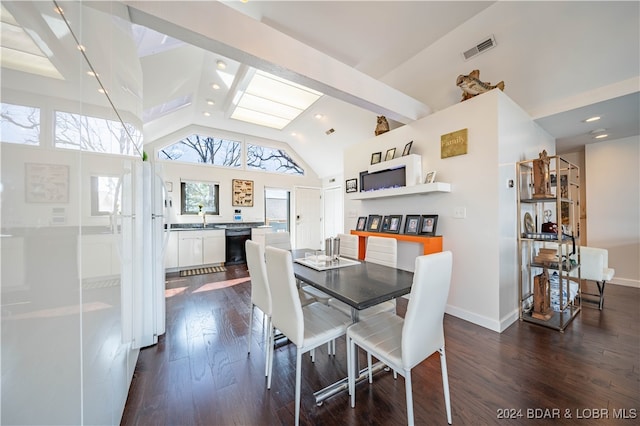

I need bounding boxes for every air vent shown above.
[462,35,497,61]
[325,128,335,135]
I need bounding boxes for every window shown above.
[54,111,142,156]
[1,103,40,145]
[159,134,241,167]
[91,176,121,216]
[181,181,219,215]
[246,143,304,175]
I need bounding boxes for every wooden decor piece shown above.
[533,150,553,198]
[441,128,468,158]
[232,179,254,206]
[532,270,552,320]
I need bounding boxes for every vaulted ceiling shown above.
[17,1,637,179]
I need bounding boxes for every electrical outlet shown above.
[453,207,466,219]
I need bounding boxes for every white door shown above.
[323,186,343,240]
[294,186,322,250]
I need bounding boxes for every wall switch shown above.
[453,207,466,219]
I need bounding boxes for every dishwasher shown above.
[225,227,251,265]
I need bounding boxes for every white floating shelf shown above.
[349,182,451,200]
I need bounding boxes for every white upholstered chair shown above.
[264,246,352,425]
[347,251,454,425]
[337,233,359,259]
[577,246,615,310]
[245,240,273,377]
[264,231,292,250]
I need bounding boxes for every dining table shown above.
[291,249,415,405]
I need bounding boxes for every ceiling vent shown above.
[462,35,497,61]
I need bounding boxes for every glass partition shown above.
[1,1,142,423]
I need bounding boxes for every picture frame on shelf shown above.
[371,152,382,164]
[425,170,437,184]
[381,216,391,232]
[356,216,367,231]
[404,215,421,234]
[419,214,439,236]
[366,214,383,232]
[345,178,358,193]
[402,141,413,156]
[385,215,403,234]
[384,148,396,161]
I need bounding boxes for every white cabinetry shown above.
[164,231,179,269]
[203,231,225,265]
[1,235,25,290]
[177,229,225,268]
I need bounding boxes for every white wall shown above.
[150,125,322,225]
[585,136,640,288]
[344,90,554,332]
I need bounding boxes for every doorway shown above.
[264,188,290,232]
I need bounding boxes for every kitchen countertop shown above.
[168,222,264,231]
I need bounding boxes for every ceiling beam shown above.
[124,0,431,124]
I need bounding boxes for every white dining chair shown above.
[245,240,273,377]
[337,233,359,259]
[347,251,453,426]
[265,231,292,250]
[264,246,352,426]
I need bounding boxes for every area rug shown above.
[179,266,227,277]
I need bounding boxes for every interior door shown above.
[323,186,343,240]
[294,187,322,250]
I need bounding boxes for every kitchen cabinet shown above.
[177,229,225,268]
[164,231,179,269]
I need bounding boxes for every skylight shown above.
[0,4,63,79]
[230,70,322,130]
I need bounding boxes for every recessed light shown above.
[314,113,324,119]
[216,60,226,70]
[594,134,608,139]
[584,116,601,122]
[54,6,64,15]
[206,99,215,105]
[98,88,107,94]
[291,132,297,136]
[77,44,86,52]
[203,111,211,117]
[590,128,607,135]
[212,83,220,90]
[87,70,98,77]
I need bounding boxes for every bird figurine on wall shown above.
[456,70,505,101]
[374,115,389,136]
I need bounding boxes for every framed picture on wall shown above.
[232,179,254,206]
[25,163,69,203]
[402,141,413,156]
[356,216,367,231]
[385,148,396,161]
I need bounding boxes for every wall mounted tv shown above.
[359,167,406,192]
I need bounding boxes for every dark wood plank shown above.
[121,266,640,425]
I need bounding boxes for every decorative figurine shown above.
[533,150,553,198]
[456,70,505,101]
[532,269,552,320]
[374,115,389,136]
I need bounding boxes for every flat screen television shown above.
[359,167,406,192]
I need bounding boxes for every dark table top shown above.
[291,249,414,311]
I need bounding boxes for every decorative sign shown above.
[441,128,468,159]
[232,179,254,206]
[25,163,69,203]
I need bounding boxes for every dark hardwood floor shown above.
[121,266,639,425]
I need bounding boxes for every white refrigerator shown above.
[133,161,170,348]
